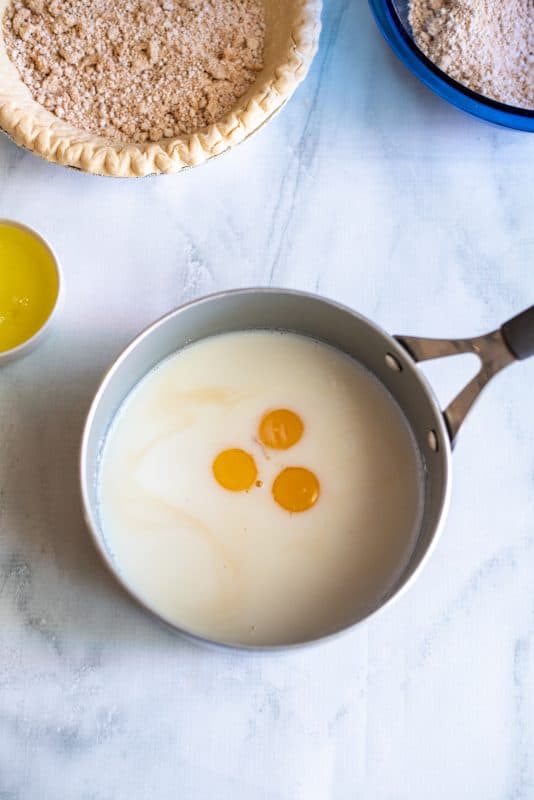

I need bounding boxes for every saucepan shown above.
[80,289,534,650]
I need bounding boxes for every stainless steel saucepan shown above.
[80,289,534,650]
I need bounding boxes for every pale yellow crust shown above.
[0,0,321,177]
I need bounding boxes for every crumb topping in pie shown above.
[2,0,266,143]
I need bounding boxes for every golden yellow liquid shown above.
[0,223,59,353]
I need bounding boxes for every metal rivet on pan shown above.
[385,353,403,372]
[427,430,439,452]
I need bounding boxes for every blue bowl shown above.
[368,0,534,132]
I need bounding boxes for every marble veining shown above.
[1,1,534,798]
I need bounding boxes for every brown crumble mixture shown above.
[409,0,534,110]
[3,0,266,142]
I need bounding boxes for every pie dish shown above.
[0,0,322,177]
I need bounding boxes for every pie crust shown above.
[0,0,322,177]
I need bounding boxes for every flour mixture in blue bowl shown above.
[368,0,534,133]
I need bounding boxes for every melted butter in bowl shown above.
[97,330,424,646]
[0,220,62,363]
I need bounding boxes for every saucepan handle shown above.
[502,306,534,360]
[396,305,534,447]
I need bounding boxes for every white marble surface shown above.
[1,2,534,798]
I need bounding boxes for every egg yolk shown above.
[272,467,320,513]
[213,409,318,511]
[0,222,59,353]
[259,409,304,450]
[213,448,258,492]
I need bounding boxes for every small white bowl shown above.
[0,219,64,366]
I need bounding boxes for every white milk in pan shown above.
[97,331,423,645]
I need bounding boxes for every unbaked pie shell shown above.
[0,0,321,177]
